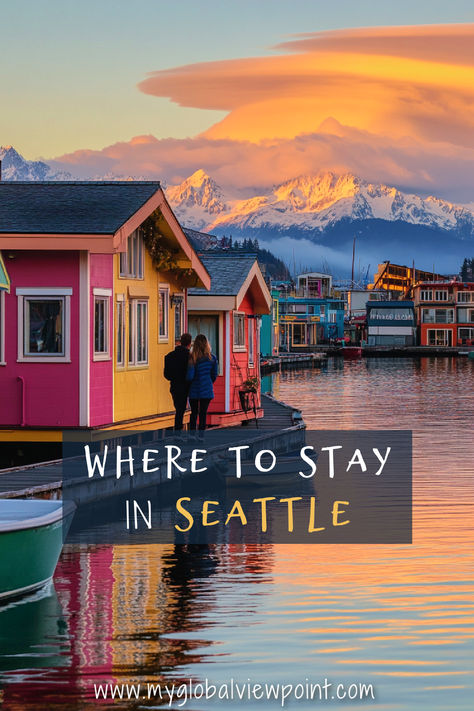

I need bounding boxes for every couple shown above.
[164,333,218,434]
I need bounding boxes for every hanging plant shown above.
[141,211,203,285]
[141,213,180,271]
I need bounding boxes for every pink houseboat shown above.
[0,181,209,465]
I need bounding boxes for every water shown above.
[1,358,473,710]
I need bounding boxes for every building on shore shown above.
[278,293,345,350]
[411,280,474,347]
[260,287,280,357]
[187,253,271,426]
[0,181,210,453]
[369,261,448,297]
[295,272,332,298]
[366,300,416,346]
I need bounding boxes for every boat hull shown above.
[342,347,362,359]
[0,501,75,602]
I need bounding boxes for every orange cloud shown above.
[138,24,474,146]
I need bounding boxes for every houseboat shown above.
[187,253,271,427]
[0,181,210,465]
[412,280,474,347]
[366,300,416,346]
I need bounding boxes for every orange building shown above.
[412,281,474,347]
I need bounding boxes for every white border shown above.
[93,293,111,361]
[158,284,170,343]
[129,298,149,367]
[16,288,71,363]
[232,311,246,352]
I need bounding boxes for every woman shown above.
[186,334,218,433]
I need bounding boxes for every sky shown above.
[2,1,474,201]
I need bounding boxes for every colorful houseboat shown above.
[0,181,210,460]
[366,300,416,346]
[412,281,474,347]
[277,290,344,350]
[187,254,271,426]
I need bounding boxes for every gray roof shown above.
[0,181,161,234]
[183,227,219,250]
[189,254,256,296]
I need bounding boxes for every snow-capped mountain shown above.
[167,170,474,237]
[0,145,73,181]
[166,169,229,229]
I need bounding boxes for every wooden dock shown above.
[311,345,474,357]
[260,352,327,374]
[0,395,305,500]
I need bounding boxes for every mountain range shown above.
[2,145,473,273]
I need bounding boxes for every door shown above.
[188,314,220,362]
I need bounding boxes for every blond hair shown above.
[191,334,212,363]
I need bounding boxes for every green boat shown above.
[0,499,75,602]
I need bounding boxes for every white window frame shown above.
[248,317,255,367]
[0,291,5,365]
[420,290,433,302]
[119,229,144,279]
[434,290,448,302]
[173,292,185,343]
[16,287,72,363]
[457,291,474,303]
[93,288,111,361]
[422,308,454,324]
[427,328,452,347]
[458,327,474,341]
[129,298,149,367]
[158,285,169,343]
[115,295,125,368]
[233,311,246,351]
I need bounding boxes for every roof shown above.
[183,227,219,251]
[0,181,161,234]
[189,254,257,296]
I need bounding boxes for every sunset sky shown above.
[2,1,474,200]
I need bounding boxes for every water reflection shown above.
[0,358,473,710]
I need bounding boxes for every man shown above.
[164,333,192,431]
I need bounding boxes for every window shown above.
[116,298,125,366]
[329,312,337,323]
[158,286,169,341]
[420,290,433,302]
[129,299,148,365]
[422,308,454,324]
[292,323,307,345]
[457,308,474,324]
[319,305,326,319]
[0,290,5,365]
[173,295,185,342]
[291,303,307,314]
[233,312,246,349]
[119,230,144,279]
[457,291,474,303]
[17,287,71,362]
[458,327,474,342]
[434,290,448,301]
[248,319,254,366]
[93,290,111,359]
[427,329,452,347]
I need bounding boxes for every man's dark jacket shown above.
[164,346,190,395]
